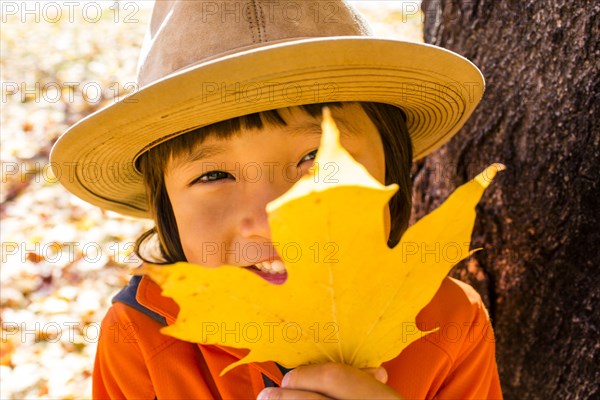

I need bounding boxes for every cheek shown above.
[170,196,229,266]
[374,139,387,184]
[374,155,387,184]
[356,133,386,184]
[356,148,386,185]
[356,138,388,238]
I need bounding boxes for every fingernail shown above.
[281,370,292,387]
[257,388,273,400]
[374,367,388,383]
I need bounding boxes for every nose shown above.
[238,179,289,240]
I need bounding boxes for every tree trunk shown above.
[415,1,599,398]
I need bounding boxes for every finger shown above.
[257,387,330,400]
[361,366,388,383]
[281,363,400,399]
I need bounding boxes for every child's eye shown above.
[299,149,318,165]
[195,170,233,184]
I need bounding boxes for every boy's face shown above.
[164,104,389,283]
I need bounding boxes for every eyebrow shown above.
[287,120,359,137]
[171,143,228,169]
[285,121,324,137]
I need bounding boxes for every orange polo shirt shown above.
[93,276,502,399]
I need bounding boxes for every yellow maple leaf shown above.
[143,109,503,375]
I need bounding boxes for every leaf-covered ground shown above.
[0,2,421,398]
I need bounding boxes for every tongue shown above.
[249,267,287,285]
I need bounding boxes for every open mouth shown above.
[245,260,287,284]
[251,259,286,274]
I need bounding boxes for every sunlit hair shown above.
[135,102,412,263]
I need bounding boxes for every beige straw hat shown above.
[50,0,485,219]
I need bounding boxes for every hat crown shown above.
[137,0,372,87]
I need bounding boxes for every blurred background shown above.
[0,1,422,398]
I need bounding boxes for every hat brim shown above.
[50,37,484,219]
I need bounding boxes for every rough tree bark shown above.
[413,1,599,398]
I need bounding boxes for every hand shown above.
[256,362,402,399]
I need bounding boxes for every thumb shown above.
[361,366,388,384]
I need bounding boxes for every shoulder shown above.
[95,301,227,399]
[383,277,500,398]
[420,276,488,322]
[98,302,172,358]
[100,288,197,368]
[101,301,164,333]
[416,277,495,361]
[93,303,164,398]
